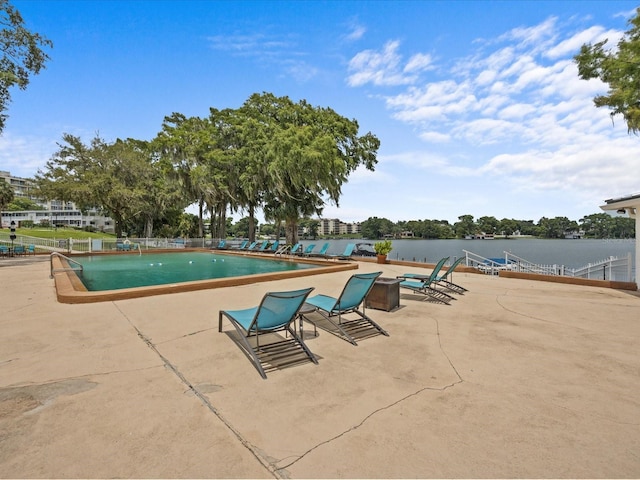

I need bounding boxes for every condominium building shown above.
[0,171,114,232]
[317,218,361,236]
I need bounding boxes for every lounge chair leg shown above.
[287,326,318,365]
[219,311,268,379]
[356,310,389,337]
[308,311,358,345]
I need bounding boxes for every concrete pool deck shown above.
[1,255,639,478]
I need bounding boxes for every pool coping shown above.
[51,249,359,304]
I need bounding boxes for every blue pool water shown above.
[77,252,318,291]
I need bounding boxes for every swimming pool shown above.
[51,250,358,303]
[79,252,318,291]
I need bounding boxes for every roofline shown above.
[603,192,640,204]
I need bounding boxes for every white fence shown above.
[566,254,633,282]
[464,249,634,282]
[0,233,219,254]
[462,250,516,275]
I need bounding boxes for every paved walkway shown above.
[1,256,639,478]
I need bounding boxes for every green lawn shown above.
[1,227,116,240]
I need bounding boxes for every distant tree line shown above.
[360,214,635,240]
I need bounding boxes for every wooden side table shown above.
[365,277,401,311]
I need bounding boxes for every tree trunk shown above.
[114,213,124,238]
[248,206,256,243]
[216,203,226,239]
[143,215,153,238]
[285,218,298,245]
[208,205,215,238]
[197,200,204,237]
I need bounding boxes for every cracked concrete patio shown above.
[1,255,639,478]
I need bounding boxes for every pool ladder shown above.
[50,252,83,279]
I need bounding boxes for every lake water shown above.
[301,238,636,273]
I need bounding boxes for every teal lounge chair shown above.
[13,245,25,256]
[234,240,249,250]
[245,241,258,250]
[309,242,330,257]
[327,243,356,260]
[215,239,228,249]
[275,242,298,255]
[254,240,269,251]
[397,257,454,304]
[27,244,36,255]
[434,257,468,294]
[300,244,316,256]
[304,271,388,345]
[218,287,317,379]
[0,245,8,257]
[289,243,302,255]
[256,240,278,253]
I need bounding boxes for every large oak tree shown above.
[240,93,380,245]
[35,134,183,237]
[575,8,640,133]
[0,0,52,132]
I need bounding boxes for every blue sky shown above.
[1,0,638,224]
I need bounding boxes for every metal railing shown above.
[465,249,634,282]
[50,252,84,279]
[463,250,514,275]
[504,251,632,281]
[504,251,565,276]
[567,254,632,282]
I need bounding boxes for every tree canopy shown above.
[574,8,640,133]
[239,93,379,244]
[34,92,380,242]
[35,134,186,237]
[0,0,52,132]
[152,93,379,244]
[0,178,14,227]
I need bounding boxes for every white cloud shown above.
[476,69,497,86]
[419,131,450,143]
[0,133,56,178]
[546,25,610,58]
[347,40,417,86]
[457,118,528,145]
[478,94,511,116]
[392,104,447,123]
[284,60,318,82]
[350,15,633,206]
[497,102,537,120]
[344,21,366,41]
[614,8,639,20]
[404,53,435,73]
[480,135,640,198]
[346,163,394,184]
[207,33,293,54]
[482,46,517,72]
[385,80,478,119]
[383,150,477,177]
[500,16,559,52]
